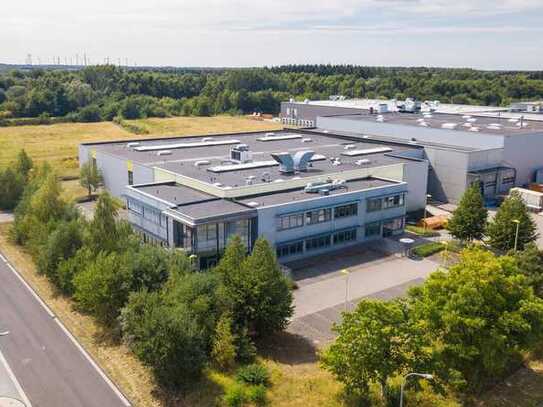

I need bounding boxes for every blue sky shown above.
[2,0,542,69]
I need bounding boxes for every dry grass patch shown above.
[0,116,281,177]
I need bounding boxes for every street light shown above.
[423,194,432,231]
[399,372,434,407]
[512,219,521,252]
[340,269,350,311]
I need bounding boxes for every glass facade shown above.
[367,193,405,212]
[305,208,332,225]
[334,203,358,219]
[276,213,304,231]
[276,241,304,258]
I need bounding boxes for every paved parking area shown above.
[287,243,439,346]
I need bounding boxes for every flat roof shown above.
[332,112,543,136]
[167,199,256,225]
[92,130,419,189]
[237,177,401,207]
[285,98,506,115]
[130,182,214,206]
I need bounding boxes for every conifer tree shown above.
[487,192,538,252]
[447,183,488,241]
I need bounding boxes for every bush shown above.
[412,242,445,258]
[222,383,247,407]
[78,104,102,122]
[246,385,267,406]
[236,364,270,387]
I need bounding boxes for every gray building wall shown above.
[503,133,543,186]
[281,102,362,124]
[79,144,154,198]
[317,116,505,150]
[256,183,407,262]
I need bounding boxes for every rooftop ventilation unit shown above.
[202,137,214,142]
[341,147,392,157]
[245,175,256,185]
[462,115,472,119]
[302,138,313,143]
[462,123,472,128]
[230,144,252,163]
[127,142,141,148]
[311,154,327,161]
[355,159,371,166]
[441,123,458,130]
[194,160,211,167]
[419,121,429,127]
[273,179,284,183]
[469,127,480,132]
[508,118,519,123]
[270,152,294,173]
[257,134,303,142]
[378,103,388,114]
[293,150,315,172]
[344,144,357,150]
[246,201,260,207]
[135,139,241,152]
[157,150,172,156]
[213,182,224,187]
[467,118,477,123]
[304,179,347,194]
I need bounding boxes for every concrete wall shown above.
[79,145,154,198]
[281,102,362,123]
[503,133,543,186]
[317,116,505,150]
[257,182,407,262]
[424,147,470,203]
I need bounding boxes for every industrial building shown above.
[282,98,543,204]
[79,130,428,268]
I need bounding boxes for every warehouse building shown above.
[80,130,428,268]
[281,98,543,205]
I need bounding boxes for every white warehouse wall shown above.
[503,133,543,186]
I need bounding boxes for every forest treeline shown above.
[0,65,542,124]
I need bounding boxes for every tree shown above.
[73,251,133,325]
[120,289,209,388]
[212,313,237,370]
[409,248,543,393]
[447,183,487,241]
[37,219,84,287]
[0,168,25,210]
[515,243,543,297]
[15,149,33,180]
[321,300,418,399]
[487,192,538,251]
[86,192,122,254]
[79,161,103,198]
[218,238,293,336]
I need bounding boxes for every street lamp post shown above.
[341,269,350,311]
[399,372,433,407]
[512,219,520,252]
[423,194,432,231]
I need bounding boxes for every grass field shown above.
[0,116,281,177]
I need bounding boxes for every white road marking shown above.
[0,252,131,406]
[0,348,33,407]
[0,253,7,263]
[53,319,131,407]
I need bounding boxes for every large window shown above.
[305,208,332,225]
[333,229,357,245]
[226,219,250,248]
[382,217,404,237]
[365,222,381,237]
[382,194,404,209]
[277,213,304,231]
[367,198,382,212]
[197,224,218,253]
[334,203,358,219]
[367,194,405,212]
[128,170,134,186]
[276,241,304,258]
[305,234,331,251]
[127,198,143,215]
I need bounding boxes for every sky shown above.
[2,0,543,70]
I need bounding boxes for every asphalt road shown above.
[0,251,130,407]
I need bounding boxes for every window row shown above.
[127,199,167,226]
[276,203,359,231]
[276,228,358,258]
[366,194,405,212]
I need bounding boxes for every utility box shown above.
[511,187,543,212]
